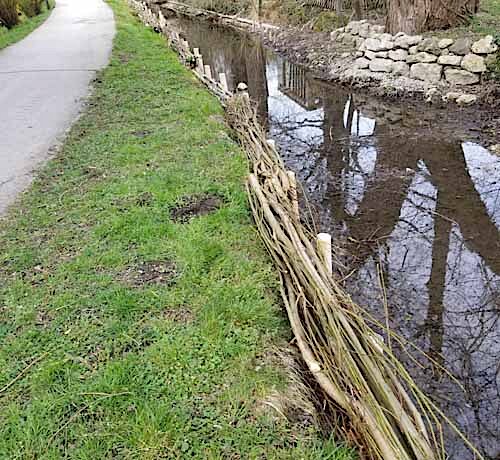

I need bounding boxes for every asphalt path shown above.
[0,0,115,215]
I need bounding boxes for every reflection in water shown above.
[167,15,500,459]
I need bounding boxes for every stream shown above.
[164,13,500,459]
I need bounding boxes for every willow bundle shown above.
[226,95,482,460]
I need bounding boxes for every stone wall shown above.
[331,20,498,86]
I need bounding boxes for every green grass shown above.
[464,0,500,36]
[0,0,356,458]
[421,0,500,38]
[0,1,54,50]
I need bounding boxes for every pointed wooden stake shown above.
[204,65,212,80]
[219,73,229,92]
[287,170,299,220]
[317,233,333,276]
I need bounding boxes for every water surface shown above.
[166,14,500,459]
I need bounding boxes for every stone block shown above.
[388,49,408,61]
[407,52,438,64]
[371,24,385,34]
[472,35,498,54]
[365,37,394,52]
[392,61,410,76]
[418,37,440,54]
[437,54,462,66]
[395,34,422,49]
[369,58,393,72]
[379,33,394,42]
[355,57,370,69]
[359,23,371,38]
[364,50,376,60]
[438,38,454,49]
[410,63,442,82]
[444,68,480,85]
[456,93,478,105]
[449,38,472,55]
[461,54,486,73]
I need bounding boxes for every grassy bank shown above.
[0,0,354,458]
[0,0,53,50]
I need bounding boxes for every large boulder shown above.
[369,58,393,72]
[444,68,480,85]
[410,63,442,82]
[461,54,486,73]
[471,35,498,54]
[365,37,394,52]
[437,54,462,66]
[449,38,472,55]
[388,49,408,61]
[407,52,438,64]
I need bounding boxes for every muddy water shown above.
[166,14,500,459]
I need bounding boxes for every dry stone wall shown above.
[331,20,498,87]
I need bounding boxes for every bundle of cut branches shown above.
[226,94,482,460]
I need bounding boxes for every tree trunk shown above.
[385,0,480,34]
[352,0,363,19]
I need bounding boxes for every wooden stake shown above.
[219,73,229,92]
[196,55,204,73]
[287,170,299,220]
[317,233,333,276]
[204,65,212,80]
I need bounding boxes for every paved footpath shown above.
[0,0,115,215]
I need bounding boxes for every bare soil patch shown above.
[121,260,178,287]
[163,305,194,324]
[170,194,223,222]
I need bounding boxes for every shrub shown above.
[0,0,19,29]
[186,0,251,15]
[18,0,43,17]
[313,11,348,31]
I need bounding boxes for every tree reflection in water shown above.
[166,14,500,459]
